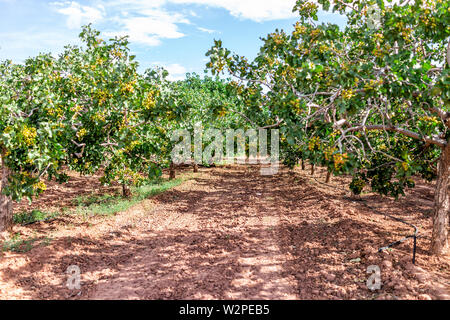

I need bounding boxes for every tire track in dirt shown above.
[92,166,298,300]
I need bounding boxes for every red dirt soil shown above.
[0,165,449,300]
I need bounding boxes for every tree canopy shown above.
[206,0,449,254]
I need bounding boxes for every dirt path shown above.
[0,165,448,300]
[92,166,298,299]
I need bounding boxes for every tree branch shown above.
[345,124,447,148]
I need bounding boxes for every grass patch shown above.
[2,233,38,253]
[13,209,60,225]
[74,193,118,207]
[75,176,188,217]
[134,177,186,200]
[1,232,53,253]
[12,174,191,227]
[6,175,190,252]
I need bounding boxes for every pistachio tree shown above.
[207,0,449,255]
[0,55,70,231]
[0,26,166,231]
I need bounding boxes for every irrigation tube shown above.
[22,216,56,226]
[360,200,419,265]
[311,176,419,264]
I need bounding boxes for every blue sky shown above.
[0,0,346,80]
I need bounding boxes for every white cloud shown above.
[105,0,166,8]
[169,0,297,22]
[158,63,187,81]
[197,27,216,34]
[51,0,298,48]
[188,9,198,17]
[103,0,298,46]
[107,9,189,46]
[166,63,187,81]
[52,1,105,29]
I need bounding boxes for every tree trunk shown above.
[0,156,13,233]
[325,170,331,183]
[193,163,198,173]
[169,162,176,180]
[301,159,305,170]
[311,164,315,175]
[431,144,450,255]
[122,183,131,198]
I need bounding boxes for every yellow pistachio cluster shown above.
[91,112,106,122]
[3,126,12,134]
[271,33,284,46]
[293,22,307,37]
[144,90,158,110]
[49,71,62,82]
[364,79,383,91]
[419,116,439,124]
[218,109,227,118]
[95,89,111,105]
[112,49,124,58]
[308,137,320,151]
[70,104,83,113]
[318,44,328,54]
[22,126,37,146]
[46,104,64,118]
[95,57,105,66]
[121,80,136,95]
[333,153,348,170]
[374,33,384,41]
[330,130,341,139]
[341,89,355,100]
[77,128,87,140]
[401,162,409,171]
[309,29,320,38]
[300,1,318,13]
[291,99,301,114]
[125,140,142,152]
[324,147,337,161]
[420,14,437,29]
[33,180,47,192]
